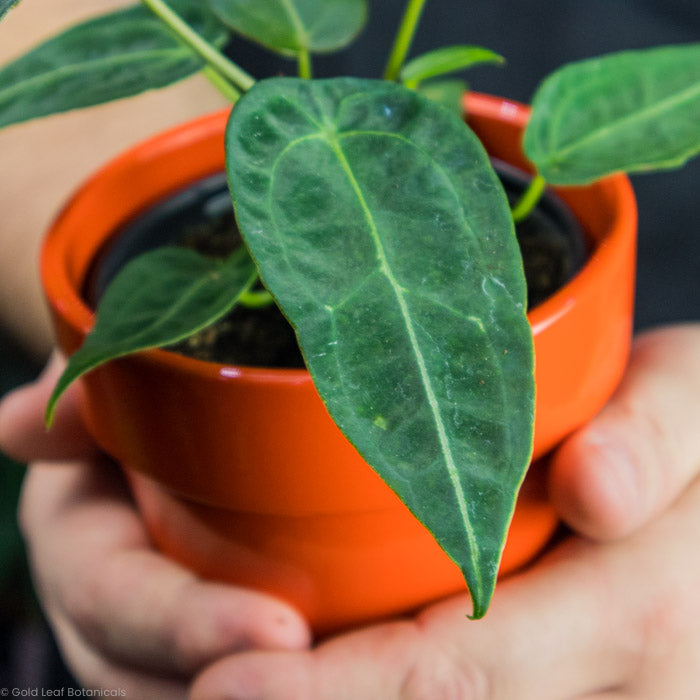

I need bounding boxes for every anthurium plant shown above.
[1,0,698,618]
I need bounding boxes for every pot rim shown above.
[41,92,637,385]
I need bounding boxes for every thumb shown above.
[0,352,97,462]
[549,324,700,540]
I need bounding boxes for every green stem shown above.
[140,0,255,93]
[202,66,241,103]
[383,0,429,81]
[238,288,275,308]
[511,174,546,223]
[298,48,312,79]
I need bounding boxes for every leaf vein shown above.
[0,46,200,103]
[326,133,483,599]
[279,0,311,49]
[548,78,700,163]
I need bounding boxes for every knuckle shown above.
[169,609,209,670]
[400,651,488,700]
[166,581,227,671]
[613,369,689,497]
[622,401,673,505]
[600,396,670,511]
[60,555,135,651]
[623,553,700,686]
[642,583,700,658]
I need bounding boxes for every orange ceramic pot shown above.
[41,93,637,635]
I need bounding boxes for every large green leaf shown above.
[0,0,20,22]
[226,77,535,618]
[524,43,700,184]
[207,0,367,56]
[46,246,257,425]
[0,0,227,129]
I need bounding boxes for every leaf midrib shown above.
[0,45,197,103]
[545,78,700,164]
[324,132,482,595]
[279,0,311,50]
[93,266,229,351]
[266,108,514,506]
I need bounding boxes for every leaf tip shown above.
[462,565,494,621]
[44,403,56,430]
[44,360,79,429]
[466,604,488,621]
[44,387,63,430]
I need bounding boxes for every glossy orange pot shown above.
[41,93,637,635]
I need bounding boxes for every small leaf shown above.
[0,0,20,22]
[0,0,227,129]
[46,246,257,425]
[524,43,700,184]
[226,77,535,618]
[400,45,504,87]
[207,0,367,56]
[417,79,468,116]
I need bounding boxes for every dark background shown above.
[1,0,698,689]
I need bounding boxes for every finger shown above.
[0,352,98,462]
[191,475,700,700]
[51,608,190,700]
[190,546,632,700]
[190,622,427,700]
[549,324,700,540]
[21,460,311,678]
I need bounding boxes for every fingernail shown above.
[266,609,312,650]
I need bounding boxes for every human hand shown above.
[0,355,312,699]
[188,324,700,699]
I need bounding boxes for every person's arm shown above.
[0,0,228,359]
[2,325,699,697]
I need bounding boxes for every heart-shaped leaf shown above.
[207,0,367,56]
[0,0,19,22]
[524,43,700,184]
[226,77,535,618]
[401,45,504,87]
[46,246,257,425]
[0,0,227,129]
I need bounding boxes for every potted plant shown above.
[0,0,697,632]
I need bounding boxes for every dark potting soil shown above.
[85,163,587,368]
